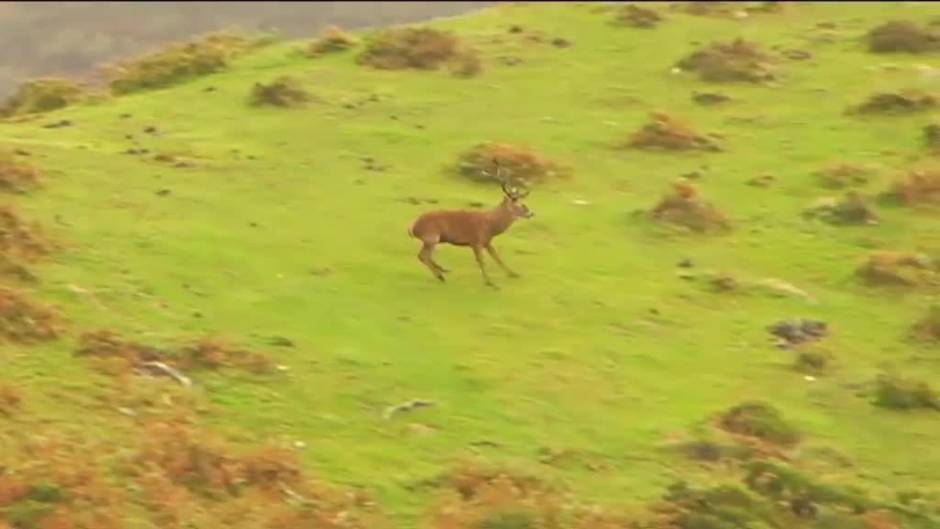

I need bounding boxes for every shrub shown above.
[886,168,940,205]
[448,49,483,78]
[873,374,939,411]
[0,287,60,344]
[0,206,52,261]
[105,32,264,94]
[306,25,358,56]
[675,39,775,83]
[357,27,460,70]
[628,113,721,152]
[177,337,274,374]
[649,181,730,233]
[719,401,800,446]
[794,347,832,374]
[867,20,940,53]
[455,142,568,186]
[0,151,41,193]
[815,162,875,189]
[857,251,937,287]
[926,123,940,154]
[851,90,937,115]
[803,192,879,226]
[0,78,83,117]
[249,76,310,108]
[613,4,664,28]
[912,305,940,342]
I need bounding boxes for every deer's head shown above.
[486,162,534,220]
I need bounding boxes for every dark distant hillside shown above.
[0,1,497,97]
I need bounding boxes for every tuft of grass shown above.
[857,251,937,287]
[719,401,800,446]
[815,162,875,189]
[0,151,41,193]
[0,78,83,117]
[675,38,775,83]
[885,168,940,206]
[873,375,939,411]
[649,180,730,233]
[306,25,359,56]
[851,90,937,115]
[803,192,879,226]
[628,112,721,151]
[455,142,569,186]
[249,76,311,108]
[867,20,940,53]
[0,287,61,344]
[612,4,664,28]
[357,27,461,71]
[0,381,22,416]
[105,32,266,94]
[911,305,940,342]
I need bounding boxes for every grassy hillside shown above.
[3,2,940,528]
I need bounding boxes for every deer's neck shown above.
[486,203,515,236]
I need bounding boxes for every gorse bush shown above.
[0,78,83,117]
[105,32,265,94]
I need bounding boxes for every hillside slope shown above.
[2,2,940,528]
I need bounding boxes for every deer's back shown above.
[411,209,489,246]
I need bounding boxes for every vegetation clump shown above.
[912,305,940,342]
[307,25,359,56]
[105,32,264,94]
[0,287,60,344]
[803,192,879,225]
[675,39,775,83]
[629,113,721,152]
[0,151,41,193]
[455,142,568,186]
[851,90,937,115]
[613,4,664,28]
[926,123,940,154]
[249,76,311,108]
[873,374,939,411]
[884,168,940,206]
[357,27,461,71]
[867,20,940,53]
[0,78,83,117]
[719,401,800,446]
[857,251,937,287]
[0,381,22,416]
[815,162,875,189]
[650,181,730,233]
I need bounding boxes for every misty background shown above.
[0,1,500,99]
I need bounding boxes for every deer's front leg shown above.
[472,245,496,288]
[485,244,519,278]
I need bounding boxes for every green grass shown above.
[3,2,940,526]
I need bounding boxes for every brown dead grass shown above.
[815,162,875,189]
[74,330,274,378]
[0,205,52,261]
[857,251,937,287]
[628,113,722,152]
[867,20,940,53]
[719,401,800,447]
[613,4,664,28]
[0,150,41,193]
[357,27,461,71]
[0,287,60,344]
[675,38,775,83]
[0,78,84,118]
[0,382,22,416]
[307,25,359,56]
[851,90,937,115]
[649,180,731,233]
[455,142,569,186]
[912,305,940,343]
[886,168,940,206]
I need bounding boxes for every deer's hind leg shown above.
[418,241,446,282]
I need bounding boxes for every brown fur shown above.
[409,190,533,287]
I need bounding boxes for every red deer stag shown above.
[408,164,533,288]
